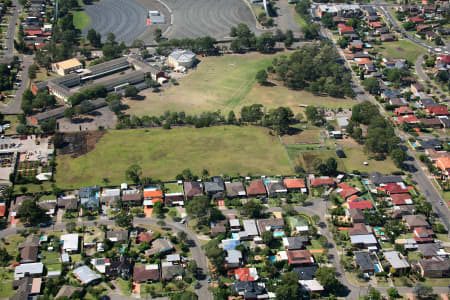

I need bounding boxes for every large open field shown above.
[375,39,426,63]
[126,53,355,117]
[55,126,292,188]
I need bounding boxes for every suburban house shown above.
[79,186,100,209]
[121,189,142,206]
[436,157,450,179]
[233,267,259,281]
[225,181,247,198]
[133,264,160,283]
[347,208,365,223]
[204,176,225,196]
[136,231,154,244]
[101,189,121,206]
[282,236,309,250]
[265,181,287,198]
[183,181,203,200]
[337,183,360,199]
[283,178,307,193]
[226,249,243,269]
[286,250,314,266]
[309,176,335,188]
[161,262,184,281]
[106,230,128,242]
[164,192,184,206]
[231,281,268,299]
[61,234,79,253]
[257,218,285,235]
[143,187,163,207]
[354,251,376,274]
[417,258,450,278]
[14,263,44,279]
[403,215,430,230]
[57,196,78,210]
[384,251,410,272]
[146,238,174,256]
[211,220,227,237]
[413,227,435,243]
[349,224,378,249]
[245,180,267,198]
[20,246,38,263]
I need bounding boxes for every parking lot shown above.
[57,107,117,132]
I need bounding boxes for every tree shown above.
[125,85,139,98]
[256,69,268,85]
[387,287,400,299]
[284,30,294,48]
[413,284,432,298]
[18,199,50,225]
[391,148,407,168]
[362,77,380,95]
[185,196,211,219]
[239,200,265,218]
[402,20,415,31]
[305,106,319,122]
[153,201,164,217]
[154,28,162,43]
[276,271,302,300]
[187,260,198,279]
[177,231,187,242]
[170,291,198,300]
[363,288,382,300]
[115,211,133,229]
[261,231,273,245]
[125,164,142,184]
[326,157,338,176]
[315,267,342,294]
[0,248,11,267]
[227,110,237,124]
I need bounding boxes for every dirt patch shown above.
[396,47,404,52]
[58,131,106,158]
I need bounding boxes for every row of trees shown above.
[21,89,57,115]
[266,42,355,98]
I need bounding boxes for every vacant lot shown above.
[55,126,292,188]
[375,39,426,63]
[127,53,355,117]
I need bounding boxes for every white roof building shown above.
[61,234,79,253]
[73,265,101,285]
[243,219,259,236]
[384,251,410,269]
[14,263,44,279]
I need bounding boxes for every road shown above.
[274,0,302,38]
[0,218,213,300]
[4,0,19,56]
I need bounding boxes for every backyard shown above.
[126,53,355,117]
[55,126,292,188]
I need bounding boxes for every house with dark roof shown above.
[161,262,184,281]
[418,243,443,259]
[282,236,309,250]
[210,220,227,237]
[164,193,184,206]
[145,238,174,256]
[57,196,78,210]
[79,186,100,209]
[204,176,225,195]
[348,208,365,223]
[354,251,376,274]
[369,172,402,186]
[133,264,160,283]
[265,181,287,198]
[231,281,267,300]
[245,180,267,198]
[105,256,132,279]
[257,218,284,234]
[20,246,38,263]
[183,181,203,200]
[225,181,246,198]
[417,257,450,278]
[122,189,142,206]
[293,265,319,280]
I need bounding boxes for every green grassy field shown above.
[73,10,91,30]
[375,39,426,63]
[0,281,15,298]
[127,53,355,117]
[55,126,292,188]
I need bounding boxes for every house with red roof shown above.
[438,55,450,64]
[383,183,410,195]
[283,178,307,193]
[436,157,450,179]
[408,16,424,24]
[414,227,434,243]
[233,268,259,281]
[395,106,413,116]
[337,183,360,199]
[0,203,5,218]
[392,115,419,125]
[391,193,413,205]
[24,30,42,36]
[310,176,335,188]
[287,250,314,266]
[246,180,267,197]
[426,106,449,116]
[348,200,373,210]
[369,21,383,29]
[338,23,354,35]
[143,188,164,207]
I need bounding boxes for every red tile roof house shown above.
[245,180,267,198]
[337,183,360,199]
[395,106,413,116]
[369,21,383,29]
[309,177,335,188]
[347,200,373,210]
[24,29,43,36]
[408,16,425,24]
[283,178,307,193]
[136,231,153,244]
[183,181,203,200]
[426,106,449,116]
[391,193,413,206]
[287,250,314,266]
[338,24,354,35]
[392,115,420,125]
[233,268,259,281]
[414,227,435,243]
[382,183,410,195]
[0,202,6,218]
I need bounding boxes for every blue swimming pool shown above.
[269,256,276,263]
[231,233,239,240]
[374,263,382,273]
[273,231,285,238]
[411,142,418,148]
[362,180,370,185]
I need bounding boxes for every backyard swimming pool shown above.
[374,263,382,273]
[273,231,285,238]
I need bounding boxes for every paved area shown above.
[82,0,148,44]
[163,0,257,39]
[274,0,302,38]
[57,107,117,132]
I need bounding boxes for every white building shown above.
[61,234,79,253]
[168,50,196,68]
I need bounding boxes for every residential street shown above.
[4,0,19,56]
[0,218,213,300]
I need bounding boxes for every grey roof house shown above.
[225,181,247,198]
[204,176,225,195]
[79,186,100,208]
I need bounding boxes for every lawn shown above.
[281,127,322,145]
[55,126,292,188]
[164,182,184,194]
[290,5,308,27]
[116,278,132,296]
[73,9,91,30]
[3,115,19,134]
[0,281,15,298]
[41,251,60,264]
[4,235,25,263]
[375,39,426,64]
[127,53,355,117]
